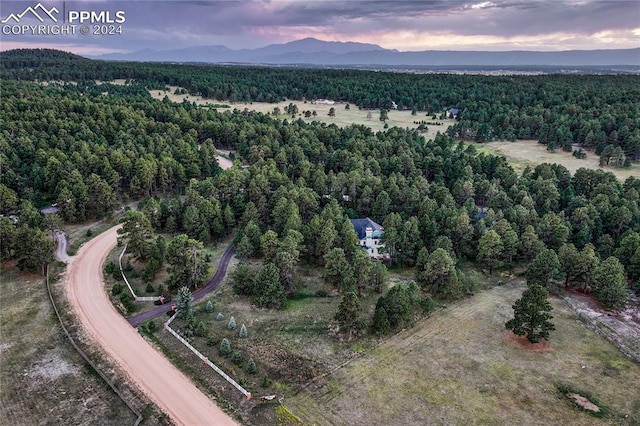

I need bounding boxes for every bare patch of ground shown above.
[504,332,554,352]
[478,140,639,181]
[567,393,601,413]
[27,348,78,380]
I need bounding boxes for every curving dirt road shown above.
[64,225,238,426]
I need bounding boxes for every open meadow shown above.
[476,140,640,181]
[149,85,456,139]
[285,281,640,426]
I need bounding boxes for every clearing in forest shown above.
[478,140,639,180]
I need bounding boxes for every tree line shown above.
[2,49,638,163]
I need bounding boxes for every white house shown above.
[350,217,388,259]
[315,99,335,105]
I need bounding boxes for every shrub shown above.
[105,261,123,281]
[104,261,117,275]
[86,228,93,237]
[195,321,207,337]
[145,283,155,293]
[119,292,135,313]
[261,375,271,387]
[246,358,258,374]
[239,324,248,338]
[206,336,219,347]
[231,351,243,366]
[420,296,436,313]
[111,282,123,296]
[216,312,224,321]
[144,319,157,333]
[219,338,231,357]
[227,316,237,330]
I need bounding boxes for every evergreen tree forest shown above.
[2,49,639,161]
[1,49,638,317]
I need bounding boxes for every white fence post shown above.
[163,314,252,399]
[119,244,161,302]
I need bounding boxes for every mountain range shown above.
[93,37,640,66]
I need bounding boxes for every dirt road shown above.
[217,155,233,170]
[55,230,72,263]
[65,225,238,426]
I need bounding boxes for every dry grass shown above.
[0,265,137,425]
[286,281,640,426]
[478,140,639,181]
[149,86,455,138]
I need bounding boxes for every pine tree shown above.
[216,312,224,321]
[227,316,237,330]
[526,249,560,289]
[246,358,258,374]
[505,284,555,343]
[335,292,362,334]
[219,338,231,357]
[477,230,503,274]
[372,306,391,335]
[592,257,628,311]
[175,286,194,319]
[254,263,287,309]
[239,324,248,338]
[236,235,254,260]
[206,299,214,313]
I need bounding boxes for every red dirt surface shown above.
[505,332,553,352]
[64,225,238,426]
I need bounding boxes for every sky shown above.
[0,0,639,55]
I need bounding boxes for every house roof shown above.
[40,206,60,215]
[350,217,383,240]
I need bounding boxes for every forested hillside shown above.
[1,70,638,302]
[1,49,639,163]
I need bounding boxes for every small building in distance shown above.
[315,99,335,105]
[350,217,388,259]
[447,108,459,119]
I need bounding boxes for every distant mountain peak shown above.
[90,38,640,67]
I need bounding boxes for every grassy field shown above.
[148,85,639,181]
[0,264,137,425]
[476,140,639,181]
[149,85,455,138]
[285,281,640,426]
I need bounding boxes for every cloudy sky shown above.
[1,0,639,54]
